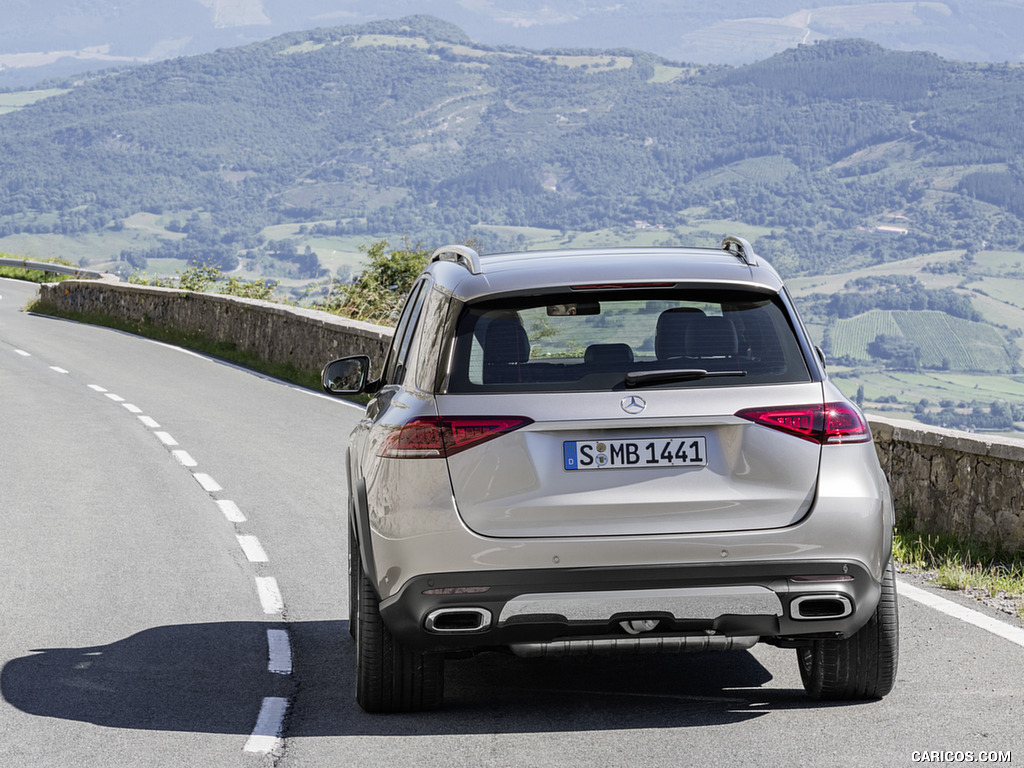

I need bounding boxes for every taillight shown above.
[735,402,870,444]
[377,416,533,458]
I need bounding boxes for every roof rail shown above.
[721,236,757,266]
[430,245,481,275]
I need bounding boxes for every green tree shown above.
[316,239,430,324]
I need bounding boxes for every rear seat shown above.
[583,343,633,368]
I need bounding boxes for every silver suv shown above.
[322,237,897,712]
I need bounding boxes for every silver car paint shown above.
[361,430,890,604]
[434,248,786,304]
[440,382,824,538]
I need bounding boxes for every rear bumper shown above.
[379,559,882,653]
[360,439,894,602]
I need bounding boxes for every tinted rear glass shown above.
[446,288,811,393]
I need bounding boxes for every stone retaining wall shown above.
[38,278,1024,551]
[39,277,393,381]
[870,416,1024,551]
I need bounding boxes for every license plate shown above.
[563,437,707,470]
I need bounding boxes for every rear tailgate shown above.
[439,382,824,538]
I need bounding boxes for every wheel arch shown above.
[347,455,379,599]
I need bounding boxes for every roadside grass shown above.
[894,528,1024,618]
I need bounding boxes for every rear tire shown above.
[354,557,444,713]
[798,559,899,700]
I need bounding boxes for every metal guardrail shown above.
[0,257,104,279]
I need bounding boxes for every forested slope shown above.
[1,15,1023,279]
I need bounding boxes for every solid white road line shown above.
[193,472,223,492]
[237,534,269,563]
[215,499,247,523]
[255,577,284,614]
[267,629,293,675]
[899,579,1024,649]
[243,697,289,754]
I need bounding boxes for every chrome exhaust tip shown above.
[424,607,492,633]
[790,594,853,620]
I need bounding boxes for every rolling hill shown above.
[1,17,1022,276]
[3,15,1024,431]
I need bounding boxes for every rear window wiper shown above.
[625,368,747,388]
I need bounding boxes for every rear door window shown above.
[382,279,428,386]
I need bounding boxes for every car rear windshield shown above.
[445,288,812,393]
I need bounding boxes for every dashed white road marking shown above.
[243,697,289,754]
[267,629,293,675]
[172,449,197,467]
[78,372,292,753]
[193,472,222,492]
[237,534,269,563]
[255,577,284,614]
[899,579,1024,649]
[154,431,178,446]
[14,349,30,357]
[50,366,68,374]
[216,499,247,523]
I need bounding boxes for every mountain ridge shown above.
[3,0,1024,89]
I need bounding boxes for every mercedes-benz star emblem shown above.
[620,395,647,415]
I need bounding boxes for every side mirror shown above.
[322,356,370,395]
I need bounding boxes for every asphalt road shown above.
[1,277,1022,767]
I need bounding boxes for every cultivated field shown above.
[830,309,904,359]
[831,309,1014,371]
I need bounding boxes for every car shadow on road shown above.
[1,620,289,735]
[2,620,871,737]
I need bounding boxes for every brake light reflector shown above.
[571,283,676,290]
[378,416,533,458]
[735,403,870,444]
